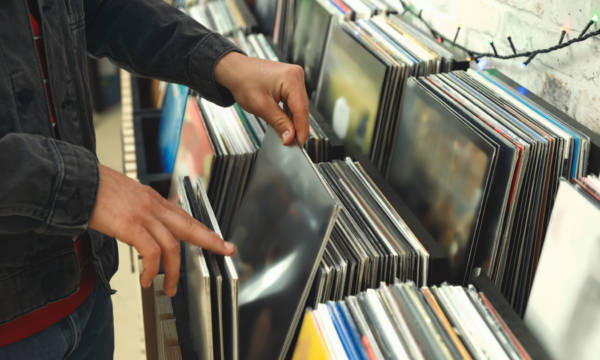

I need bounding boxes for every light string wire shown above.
[397,0,600,63]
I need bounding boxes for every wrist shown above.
[214,51,247,92]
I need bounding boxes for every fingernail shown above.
[282,130,291,142]
[224,241,235,252]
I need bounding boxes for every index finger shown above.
[160,205,236,256]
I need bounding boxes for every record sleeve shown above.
[229,128,339,360]
[158,84,188,172]
[177,177,213,360]
[525,179,600,360]
[346,296,385,359]
[388,78,496,283]
[291,311,331,360]
[315,22,388,157]
[336,302,369,359]
[291,0,335,94]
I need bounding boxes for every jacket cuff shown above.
[44,140,99,235]
[188,32,244,107]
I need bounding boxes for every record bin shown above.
[164,248,552,359]
[308,105,453,285]
[471,274,550,359]
[309,104,348,162]
[350,150,452,285]
[131,76,158,113]
[133,110,172,197]
[485,71,600,175]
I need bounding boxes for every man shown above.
[0,0,309,358]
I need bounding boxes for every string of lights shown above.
[397,0,600,67]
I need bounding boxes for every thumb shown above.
[257,97,296,145]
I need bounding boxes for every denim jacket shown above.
[0,0,238,324]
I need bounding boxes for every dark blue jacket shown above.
[0,0,238,324]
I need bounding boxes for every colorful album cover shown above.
[316,24,387,156]
[158,83,189,173]
[168,97,215,202]
[292,311,331,360]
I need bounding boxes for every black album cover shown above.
[292,0,333,94]
[253,0,277,36]
[228,128,339,360]
[387,78,495,282]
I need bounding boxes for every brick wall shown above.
[408,0,600,134]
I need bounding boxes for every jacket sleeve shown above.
[84,0,241,107]
[0,133,99,236]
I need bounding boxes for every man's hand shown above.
[89,165,235,297]
[214,52,310,146]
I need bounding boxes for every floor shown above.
[94,106,147,360]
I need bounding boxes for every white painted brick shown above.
[501,11,550,50]
[422,0,600,135]
[456,0,503,35]
[540,72,574,114]
[574,90,600,134]
[545,1,594,31]
[498,0,545,18]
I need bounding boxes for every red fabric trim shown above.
[28,1,56,125]
[0,3,99,347]
[0,239,97,347]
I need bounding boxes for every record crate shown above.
[308,104,453,286]
[132,110,172,197]
[123,76,561,360]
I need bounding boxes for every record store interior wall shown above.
[412,0,600,134]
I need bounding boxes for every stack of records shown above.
[165,88,260,239]
[525,175,600,360]
[169,31,336,235]
[231,31,279,61]
[387,69,592,312]
[291,4,465,98]
[228,127,340,359]
[229,30,338,162]
[306,157,430,309]
[313,15,466,172]
[291,0,342,95]
[176,176,239,360]
[188,0,258,35]
[195,97,258,235]
[276,0,407,62]
[294,280,531,359]
[252,0,278,37]
[229,30,338,163]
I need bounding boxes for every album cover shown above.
[177,177,214,360]
[292,0,335,94]
[253,0,277,35]
[194,178,240,360]
[388,78,496,283]
[525,179,600,360]
[422,75,519,277]
[228,128,339,360]
[169,97,216,201]
[291,311,330,360]
[315,23,387,157]
[158,83,188,173]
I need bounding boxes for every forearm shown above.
[0,133,98,236]
[85,0,241,106]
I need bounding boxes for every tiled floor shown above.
[94,106,147,360]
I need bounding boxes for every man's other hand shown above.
[89,165,236,297]
[214,52,309,146]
